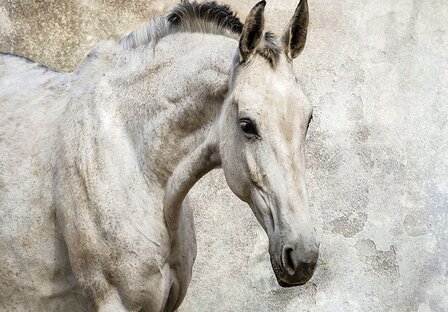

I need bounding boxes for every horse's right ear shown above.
[282,0,309,60]
[239,1,266,63]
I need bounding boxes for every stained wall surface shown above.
[1,0,447,311]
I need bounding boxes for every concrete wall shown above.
[1,0,447,311]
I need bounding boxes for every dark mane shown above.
[117,1,281,66]
[167,1,243,34]
[167,1,281,65]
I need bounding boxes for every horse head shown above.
[219,0,319,286]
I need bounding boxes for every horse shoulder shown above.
[53,106,175,309]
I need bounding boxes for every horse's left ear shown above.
[282,0,309,60]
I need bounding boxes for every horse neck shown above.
[115,33,236,187]
[57,34,237,282]
[113,33,236,247]
[67,33,236,233]
[71,34,234,181]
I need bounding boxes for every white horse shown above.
[0,1,318,311]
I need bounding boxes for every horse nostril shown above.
[282,246,297,276]
[281,244,319,279]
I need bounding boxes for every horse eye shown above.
[239,118,258,137]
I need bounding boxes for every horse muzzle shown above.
[270,239,319,287]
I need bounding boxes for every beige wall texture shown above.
[1,0,447,311]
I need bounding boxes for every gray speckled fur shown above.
[1,0,447,311]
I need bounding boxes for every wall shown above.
[1,0,447,311]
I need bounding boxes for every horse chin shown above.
[277,279,307,287]
[274,271,312,287]
[273,268,311,287]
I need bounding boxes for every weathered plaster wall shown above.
[1,0,447,311]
